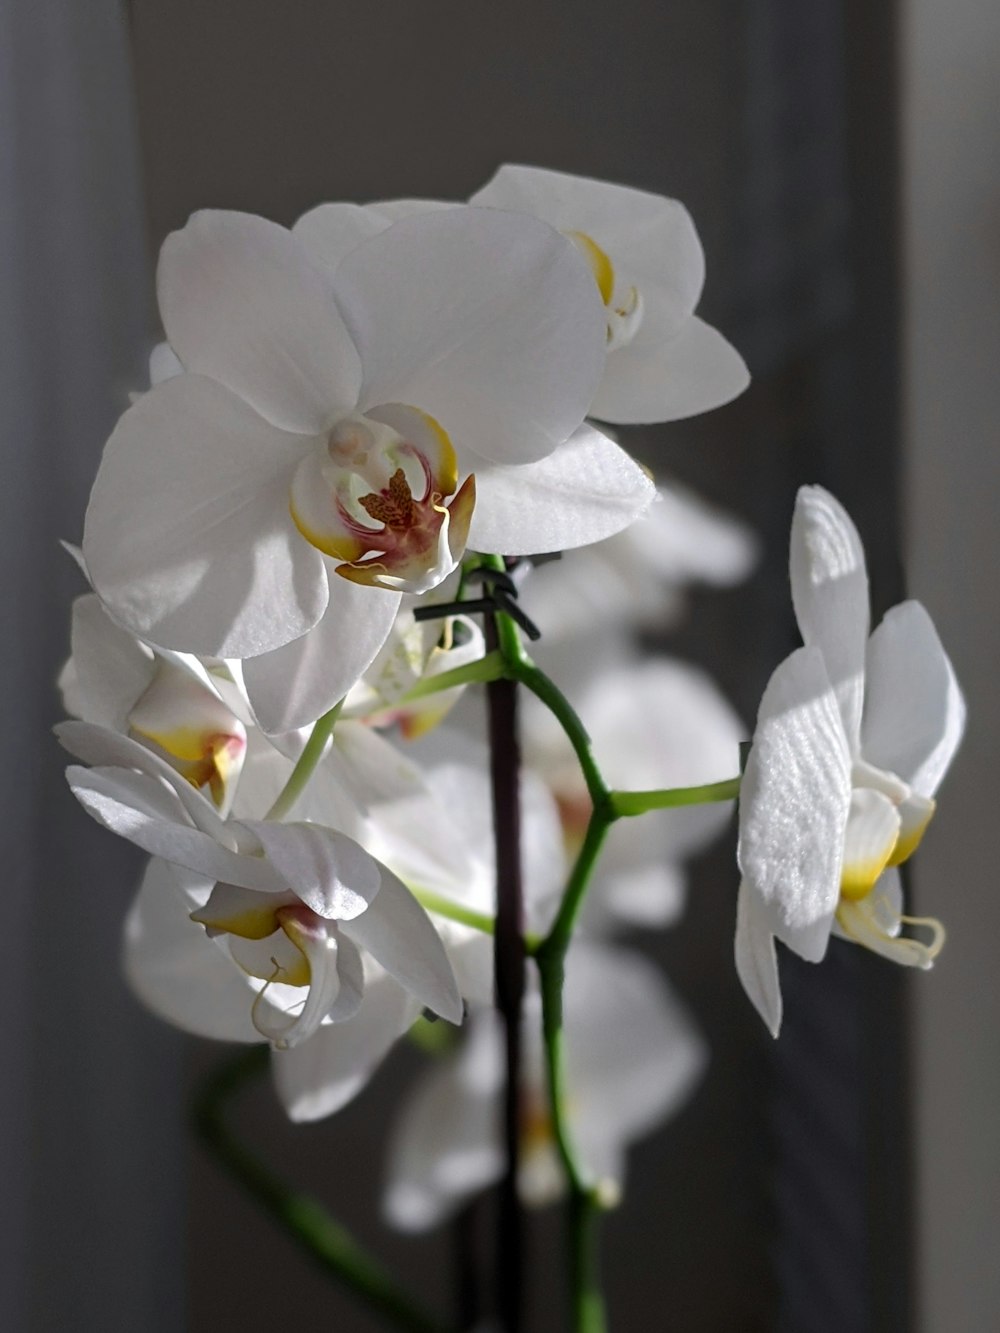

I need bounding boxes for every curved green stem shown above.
[393,648,506,703]
[610,775,741,817]
[409,885,541,953]
[193,1047,451,1333]
[265,700,344,821]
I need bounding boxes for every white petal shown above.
[246,924,365,1049]
[384,1013,503,1231]
[467,425,654,555]
[341,869,462,1023]
[470,165,706,330]
[158,210,361,432]
[241,572,401,734]
[292,203,392,275]
[272,967,419,1122]
[241,821,382,921]
[789,485,870,751]
[840,788,901,901]
[83,374,328,658]
[123,859,262,1042]
[66,764,283,890]
[861,600,966,798]
[734,880,782,1036]
[56,720,233,842]
[590,316,749,425]
[335,208,605,464]
[149,340,184,385]
[737,646,852,960]
[63,593,155,729]
[564,942,707,1148]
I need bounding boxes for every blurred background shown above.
[3,1,997,1329]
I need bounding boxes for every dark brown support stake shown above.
[486,624,526,1333]
[452,1197,484,1331]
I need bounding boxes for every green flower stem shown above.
[394,649,507,703]
[265,699,344,821]
[610,776,741,817]
[193,1047,451,1333]
[534,806,615,1333]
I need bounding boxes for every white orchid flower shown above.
[468,164,749,425]
[60,591,249,814]
[57,720,461,1050]
[383,941,707,1229]
[736,486,965,1035]
[83,206,655,734]
[126,858,428,1119]
[116,730,532,1121]
[524,653,744,930]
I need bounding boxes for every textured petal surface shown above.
[335,208,605,464]
[83,374,328,658]
[789,485,870,751]
[734,880,783,1036]
[861,600,966,798]
[123,860,262,1042]
[342,869,462,1023]
[158,209,361,432]
[467,425,654,555]
[272,966,419,1122]
[242,571,400,734]
[589,316,749,425]
[737,646,852,961]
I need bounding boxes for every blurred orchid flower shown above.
[383,941,706,1228]
[469,164,749,425]
[342,604,486,740]
[524,653,744,930]
[58,720,461,1049]
[84,207,654,734]
[519,480,759,643]
[736,486,965,1035]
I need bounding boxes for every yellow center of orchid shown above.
[834,762,945,967]
[565,230,644,352]
[289,407,476,595]
[127,664,246,813]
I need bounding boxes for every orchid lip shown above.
[289,407,476,594]
[565,229,644,352]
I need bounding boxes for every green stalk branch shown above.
[193,1047,451,1333]
[265,699,344,821]
[610,775,741,817]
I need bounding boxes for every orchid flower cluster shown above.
[58,165,964,1330]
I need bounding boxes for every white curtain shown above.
[0,3,184,1328]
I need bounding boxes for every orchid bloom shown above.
[60,591,248,814]
[468,164,749,424]
[736,486,965,1035]
[383,941,706,1229]
[58,720,461,1049]
[83,206,655,734]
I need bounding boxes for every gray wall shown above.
[903,3,1000,1329]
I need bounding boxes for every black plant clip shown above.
[412,554,561,643]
